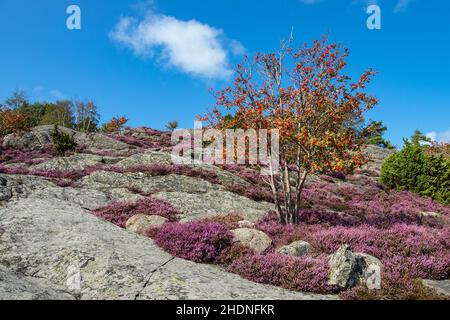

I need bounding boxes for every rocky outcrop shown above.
[231,228,272,254]
[363,145,394,174]
[0,266,74,300]
[0,174,139,211]
[328,245,383,290]
[155,190,274,223]
[2,125,131,153]
[276,241,312,257]
[80,169,274,222]
[0,194,335,300]
[30,153,122,171]
[117,150,251,187]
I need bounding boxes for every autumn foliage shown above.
[102,116,129,133]
[0,107,32,136]
[203,36,379,224]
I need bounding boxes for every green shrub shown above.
[381,138,450,205]
[51,125,77,155]
[39,101,74,128]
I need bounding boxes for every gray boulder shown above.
[328,245,383,290]
[276,241,312,257]
[231,228,272,253]
[125,214,168,235]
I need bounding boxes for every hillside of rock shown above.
[1,126,449,300]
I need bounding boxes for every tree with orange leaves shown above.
[0,107,32,136]
[102,116,129,133]
[202,36,379,224]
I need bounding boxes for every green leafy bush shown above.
[381,137,450,205]
[51,125,77,155]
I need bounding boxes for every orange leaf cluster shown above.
[0,107,32,136]
[103,116,128,133]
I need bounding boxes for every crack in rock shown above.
[134,257,175,300]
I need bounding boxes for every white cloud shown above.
[110,13,244,79]
[229,39,246,56]
[426,129,450,143]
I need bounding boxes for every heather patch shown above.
[0,163,108,182]
[107,129,173,151]
[299,181,449,228]
[153,222,233,263]
[0,145,53,165]
[256,214,450,280]
[92,197,179,228]
[216,242,255,266]
[145,214,449,298]
[227,253,337,294]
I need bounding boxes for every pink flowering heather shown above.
[0,166,30,175]
[92,197,179,228]
[117,164,222,185]
[256,214,450,280]
[107,129,173,150]
[153,222,233,263]
[299,180,449,227]
[223,183,274,203]
[108,134,152,148]
[0,145,53,165]
[227,253,337,294]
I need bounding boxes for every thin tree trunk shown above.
[293,171,308,224]
[267,152,285,224]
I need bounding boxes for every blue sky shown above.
[0,0,449,147]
